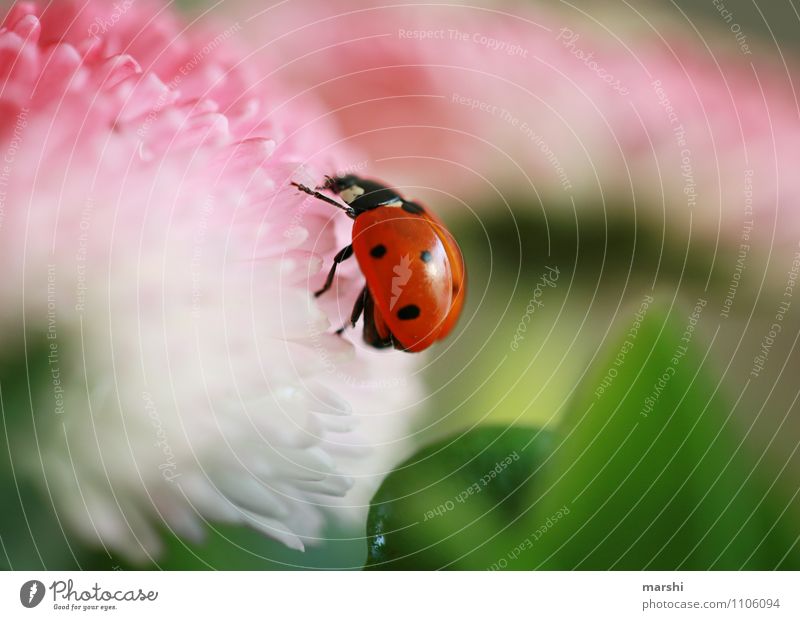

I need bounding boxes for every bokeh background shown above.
[3,0,800,570]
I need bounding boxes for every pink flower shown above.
[237,0,800,244]
[0,1,421,562]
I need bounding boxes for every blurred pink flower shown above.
[237,0,800,244]
[0,1,421,562]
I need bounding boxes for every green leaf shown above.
[140,523,368,571]
[0,334,92,569]
[365,426,552,570]
[520,300,799,569]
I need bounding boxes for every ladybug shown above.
[292,175,466,352]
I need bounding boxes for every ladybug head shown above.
[322,175,366,207]
[324,175,360,193]
[323,175,405,214]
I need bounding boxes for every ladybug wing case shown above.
[421,211,466,341]
[352,208,454,352]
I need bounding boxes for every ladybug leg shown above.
[361,289,394,349]
[335,286,367,335]
[314,244,353,298]
[291,182,355,218]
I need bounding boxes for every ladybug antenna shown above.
[290,181,355,218]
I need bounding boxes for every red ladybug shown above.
[292,175,466,352]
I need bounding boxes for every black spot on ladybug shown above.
[397,304,421,320]
[401,201,425,214]
[370,244,387,258]
[420,250,432,263]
